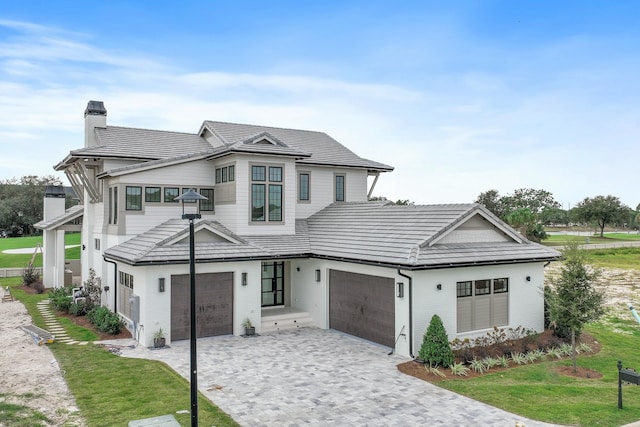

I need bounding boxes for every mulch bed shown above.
[20,285,132,341]
[398,332,602,382]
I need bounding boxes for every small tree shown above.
[546,242,605,372]
[418,314,455,368]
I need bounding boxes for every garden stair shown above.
[260,306,314,333]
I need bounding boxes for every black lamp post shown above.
[175,189,208,427]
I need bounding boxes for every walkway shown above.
[36,299,89,346]
[122,328,561,427]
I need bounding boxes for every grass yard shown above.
[544,233,640,246]
[0,233,80,268]
[439,319,640,426]
[7,280,239,427]
[587,247,640,270]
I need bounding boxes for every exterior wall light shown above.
[159,278,165,292]
[242,272,248,286]
[315,269,321,282]
[397,282,404,298]
[436,283,442,290]
[526,276,531,282]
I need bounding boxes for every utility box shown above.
[129,295,140,323]
[128,414,180,427]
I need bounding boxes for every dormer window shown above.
[251,164,283,222]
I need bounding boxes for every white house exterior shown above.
[36,101,560,358]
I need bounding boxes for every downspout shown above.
[104,258,118,314]
[397,269,414,358]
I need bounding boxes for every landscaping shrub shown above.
[418,314,455,368]
[22,264,39,286]
[87,306,125,335]
[69,299,92,316]
[49,287,73,313]
[32,281,45,294]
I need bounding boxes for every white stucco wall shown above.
[130,260,263,348]
[411,262,546,355]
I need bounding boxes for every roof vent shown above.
[84,100,107,117]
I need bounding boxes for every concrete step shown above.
[261,310,314,333]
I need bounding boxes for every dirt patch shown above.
[0,300,86,426]
[556,365,603,379]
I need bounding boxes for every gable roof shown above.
[201,121,393,171]
[104,202,560,268]
[56,121,393,173]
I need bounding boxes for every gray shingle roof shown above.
[202,121,393,171]
[57,121,393,173]
[34,205,83,231]
[104,202,560,268]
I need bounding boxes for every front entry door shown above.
[261,261,284,306]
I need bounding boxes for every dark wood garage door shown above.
[329,270,395,347]
[171,272,233,340]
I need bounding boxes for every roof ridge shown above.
[104,125,199,137]
[204,120,331,137]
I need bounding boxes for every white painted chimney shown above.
[84,100,107,148]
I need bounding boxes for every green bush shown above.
[49,287,73,312]
[418,314,455,368]
[88,306,125,335]
[69,299,92,316]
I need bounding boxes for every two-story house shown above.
[37,100,559,358]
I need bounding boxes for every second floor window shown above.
[200,188,214,211]
[251,165,283,222]
[125,186,142,210]
[164,187,179,203]
[298,172,310,201]
[335,174,345,202]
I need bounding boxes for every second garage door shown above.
[329,270,395,347]
[171,272,233,340]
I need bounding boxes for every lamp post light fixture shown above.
[175,189,208,427]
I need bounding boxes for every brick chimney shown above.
[84,100,107,148]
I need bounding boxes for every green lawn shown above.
[0,233,80,268]
[439,319,640,426]
[6,280,239,427]
[544,233,640,246]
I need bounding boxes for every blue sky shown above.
[1,1,638,208]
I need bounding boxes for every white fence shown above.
[0,267,42,278]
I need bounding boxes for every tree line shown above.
[475,188,638,241]
[0,175,75,237]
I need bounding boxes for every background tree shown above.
[539,206,569,226]
[0,175,67,236]
[474,189,506,218]
[475,188,561,241]
[572,195,629,237]
[545,242,604,372]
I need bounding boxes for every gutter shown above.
[397,269,414,358]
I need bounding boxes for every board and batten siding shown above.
[436,215,511,244]
[110,160,215,186]
[295,167,368,219]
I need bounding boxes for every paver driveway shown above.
[121,327,559,426]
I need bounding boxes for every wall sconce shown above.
[436,283,442,290]
[158,278,165,292]
[296,266,300,272]
[397,282,404,298]
[315,269,321,282]
[242,272,248,286]
[526,276,531,282]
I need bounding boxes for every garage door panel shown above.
[171,272,233,341]
[329,270,395,347]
